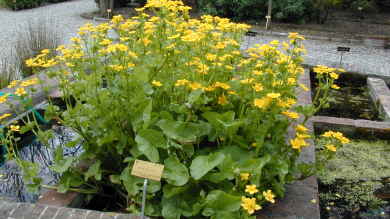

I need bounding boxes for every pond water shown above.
[310,72,382,121]
[0,126,81,203]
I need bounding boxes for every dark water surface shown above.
[0,126,81,203]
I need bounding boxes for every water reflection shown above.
[0,126,82,203]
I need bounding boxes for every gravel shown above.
[0,0,97,62]
[242,34,390,77]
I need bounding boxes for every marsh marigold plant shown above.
[2,0,350,218]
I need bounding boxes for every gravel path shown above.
[242,34,390,77]
[0,0,97,61]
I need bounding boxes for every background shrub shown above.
[3,0,44,10]
[198,0,316,23]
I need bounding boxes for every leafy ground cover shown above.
[317,139,390,218]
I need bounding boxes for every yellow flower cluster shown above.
[25,50,57,68]
[239,174,276,215]
[0,113,11,120]
[241,197,261,215]
[322,131,350,144]
[290,124,310,151]
[9,125,20,132]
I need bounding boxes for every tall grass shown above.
[0,52,17,89]
[14,17,63,77]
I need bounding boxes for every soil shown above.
[250,10,390,40]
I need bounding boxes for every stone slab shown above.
[367,77,390,121]
[258,69,320,218]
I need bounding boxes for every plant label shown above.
[337,47,350,52]
[131,160,164,181]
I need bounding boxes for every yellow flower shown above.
[288,32,305,40]
[290,137,308,150]
[321,131,349,144]
[282,111,299,119]
[240,78,255,84]
[253,98,270,109]
[330,72,339,79]
[251,142,257,147]
[99,39,112,46]
[267,93,281,99]
[41,49,50,54]
[188,82,203,90]
[214,82,230,90]
[296,133,311,139]
[15,88,26,96]
[270,40,279,46]
[245,184,259,195]
[143,38,152,46]
[299,83,309,92]
[241,197,261,215]
[0,95,8,104]
[252,83,263,92]
[240,173,250,181]
[206,53,217,61]
[326,144,337,152]
[151,80,163,87]
[296,124,308,133]
[228,90,237,95]
[263,190,276,204]
[218,95,228,105]
[287,78,296,85]
[109,65,125,71]
[252,70,263,75]
[10,125,20,132]
[0,113,11,120]
[175,79,189,87]
[331,84,340,89]
[7,80,19,88]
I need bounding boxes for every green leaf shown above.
[190,152,225,180]
[162,196,193,219]
[142,100,153,129]
[163,184,190,199]
[109,175,121,184]
[51,156,75,174]
[239,155,271,175]
[202,190,241,216]
[147,180,161,193]
[135,129,164,162]
[157,119,211,143]
[188,89,203,104]
[84,161,102,181]
[120,166,143,196]
[163,156,189,186]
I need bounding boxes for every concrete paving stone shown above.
[41,206,60,219]
[55,207,74,219]
[8,203,35,218]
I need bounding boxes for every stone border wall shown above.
[367,77,390,121]
[0,197,141,219]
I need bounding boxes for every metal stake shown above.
[339,52,344,66]
[141,178,148,219]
